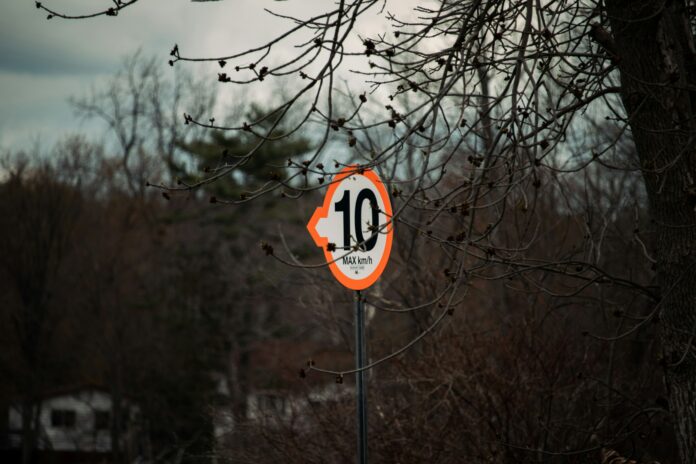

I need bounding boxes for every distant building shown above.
[4,386,140,463]
[212,339,354,439]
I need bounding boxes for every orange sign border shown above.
[307,165,394,290]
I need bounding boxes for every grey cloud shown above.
[0,0,416,151]
[0,39,115,76]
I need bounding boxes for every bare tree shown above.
[34,0,696,462]
[0,154,84,464]
[70,51,216,198]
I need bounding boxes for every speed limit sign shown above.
[307,165,394,290]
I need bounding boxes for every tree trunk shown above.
[110,360,124,464]
[20,399,33,464]
[111,391,122,464]
[607,1,696,461]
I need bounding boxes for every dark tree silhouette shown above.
[0,161,83,464]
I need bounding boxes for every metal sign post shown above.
[355,290,367,464]
[307,165,393,464]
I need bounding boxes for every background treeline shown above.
[0,54,326,463]
[0,53,676,463]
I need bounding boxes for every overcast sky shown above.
[0,0,421,152]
